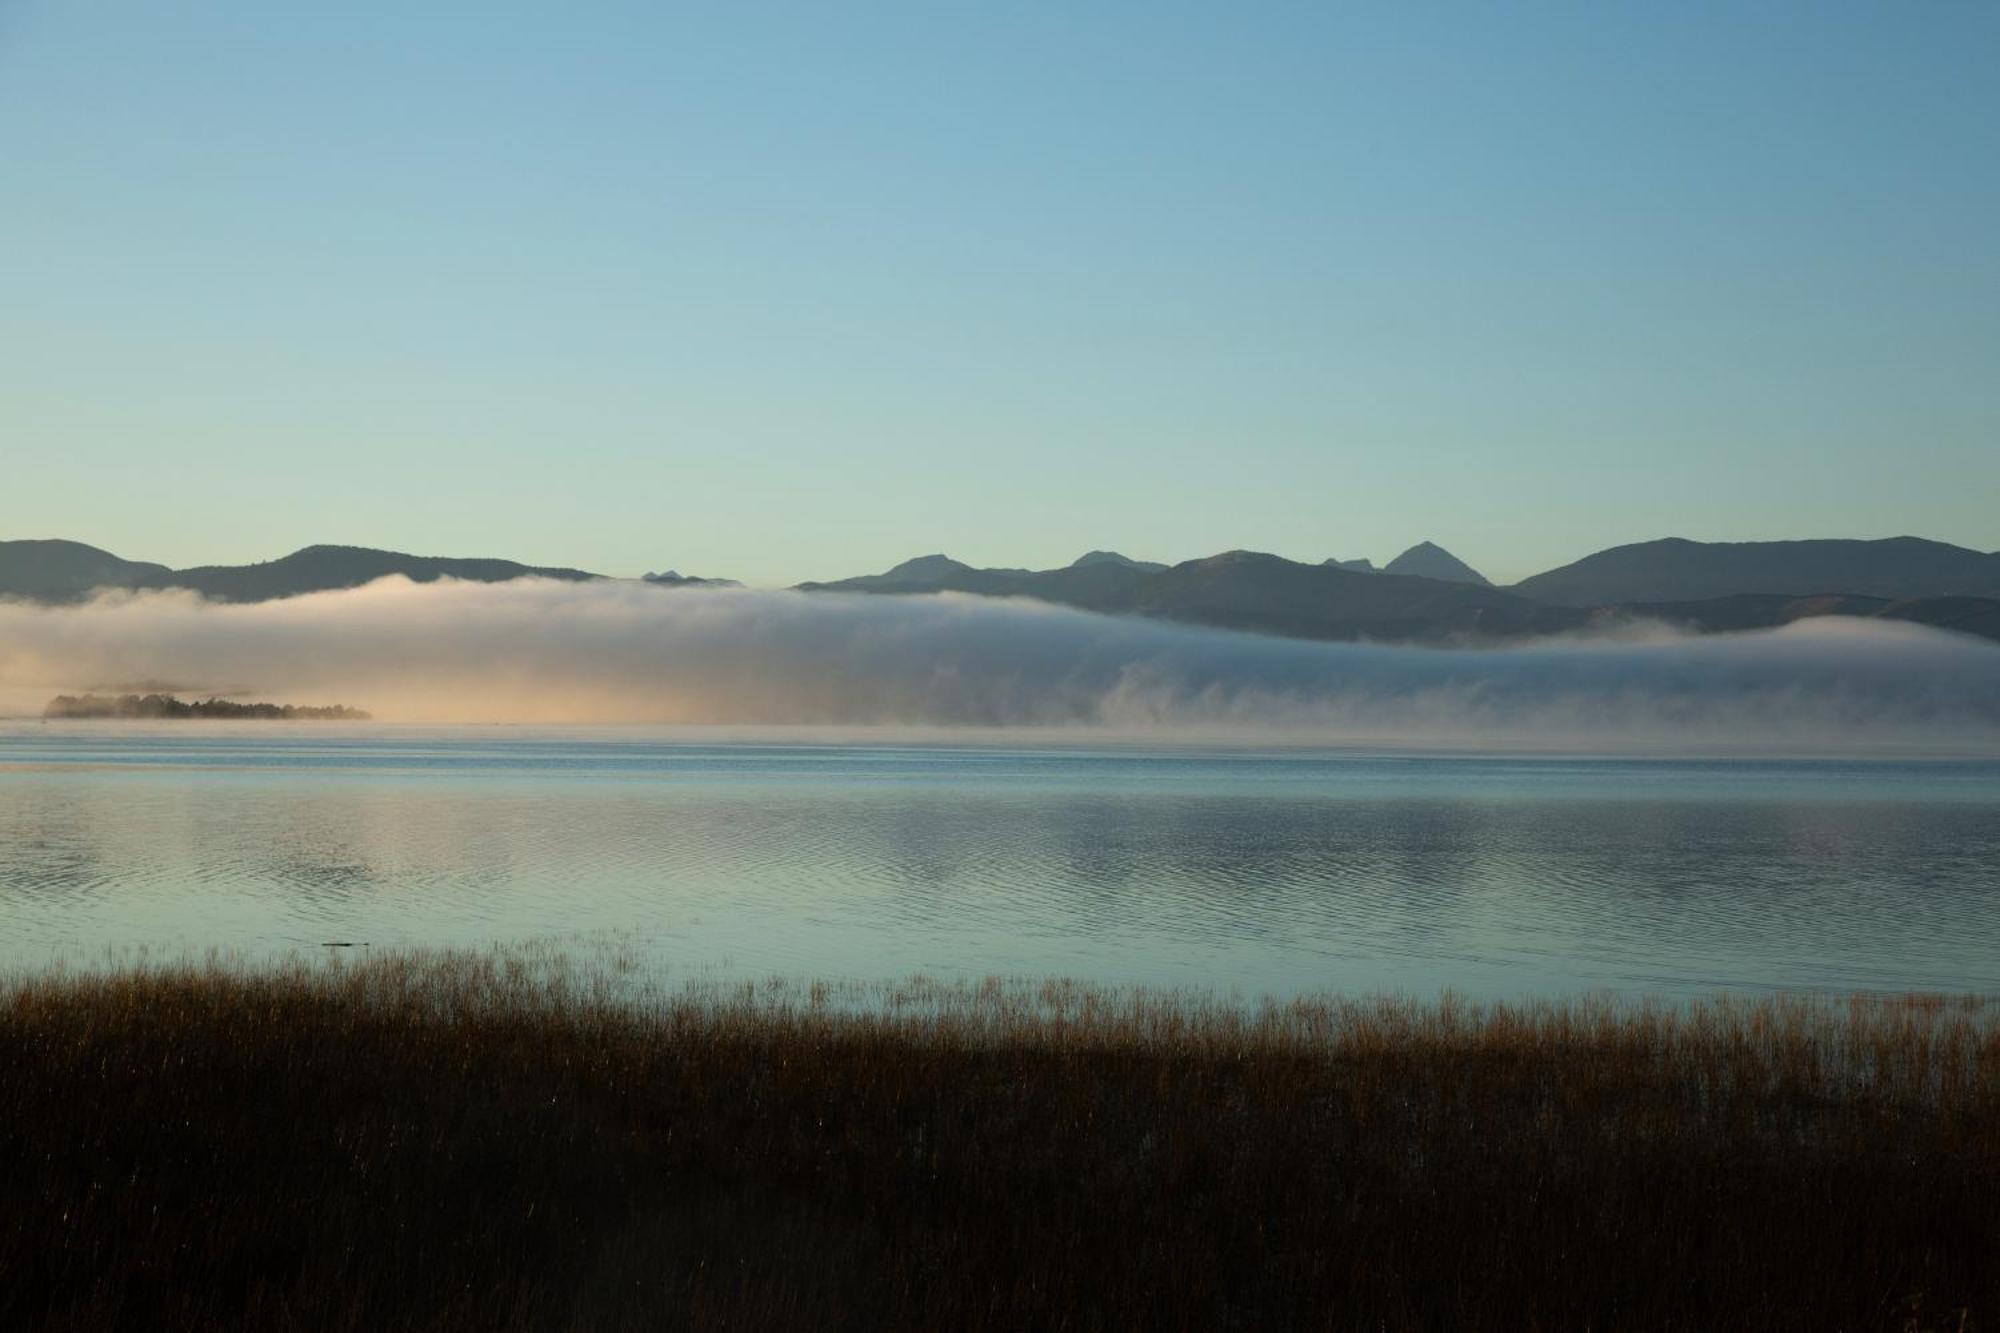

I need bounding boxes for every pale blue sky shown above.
[3,2,1995,585]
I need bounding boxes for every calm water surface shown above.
[3,726,1996,999]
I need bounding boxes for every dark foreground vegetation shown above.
[43,693,370,720]
[3,954,1995,1331]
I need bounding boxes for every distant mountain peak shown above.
[881,554,973,582]
[1383,542,1490,586]
[1070,550,1167,572]
[1196,549,1278,567]
[1322,557,1377,573]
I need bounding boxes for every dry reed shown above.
[3,949,1995,1330]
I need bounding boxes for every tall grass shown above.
[3,950,1995,1330]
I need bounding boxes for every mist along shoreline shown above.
[41,692,371,720]
[3,952,1994,1330]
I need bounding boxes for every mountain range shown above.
[5,535,1998,645]
[796,550,1570,641]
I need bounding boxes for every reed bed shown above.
[2,950,1995,1330]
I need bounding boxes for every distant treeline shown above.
[44,693,371,721]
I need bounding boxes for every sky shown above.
[3,2,1996,587]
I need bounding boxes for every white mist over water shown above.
[2,577,1997,754]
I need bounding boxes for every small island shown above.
[44,693,371,721]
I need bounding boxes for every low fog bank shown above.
[2,578,1997,754]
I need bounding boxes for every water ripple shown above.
[1,733,1996,998]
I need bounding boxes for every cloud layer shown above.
[3,578,1998,753]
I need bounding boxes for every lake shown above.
[2,725,1996,999]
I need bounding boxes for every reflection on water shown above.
[1,729,1996,998]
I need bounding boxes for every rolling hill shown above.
[0,539,174,603]
[0,541,600,604]
[1512,537,2000,606]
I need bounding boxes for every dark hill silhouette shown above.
[801,550,1580,642]
[1513,537,2000,606]
[1121,552,1563,639]
[1382,542,1490,586]
[0,539,173,603]
[877,554,981,585]
[1070,551,1168,573]
[802,554,1038,594]
[1315,544,1487,583]
[800,545,2000,646]
[172,546,599,603]
[0,541,600,604]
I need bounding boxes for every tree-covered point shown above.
[43,693,370,721]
